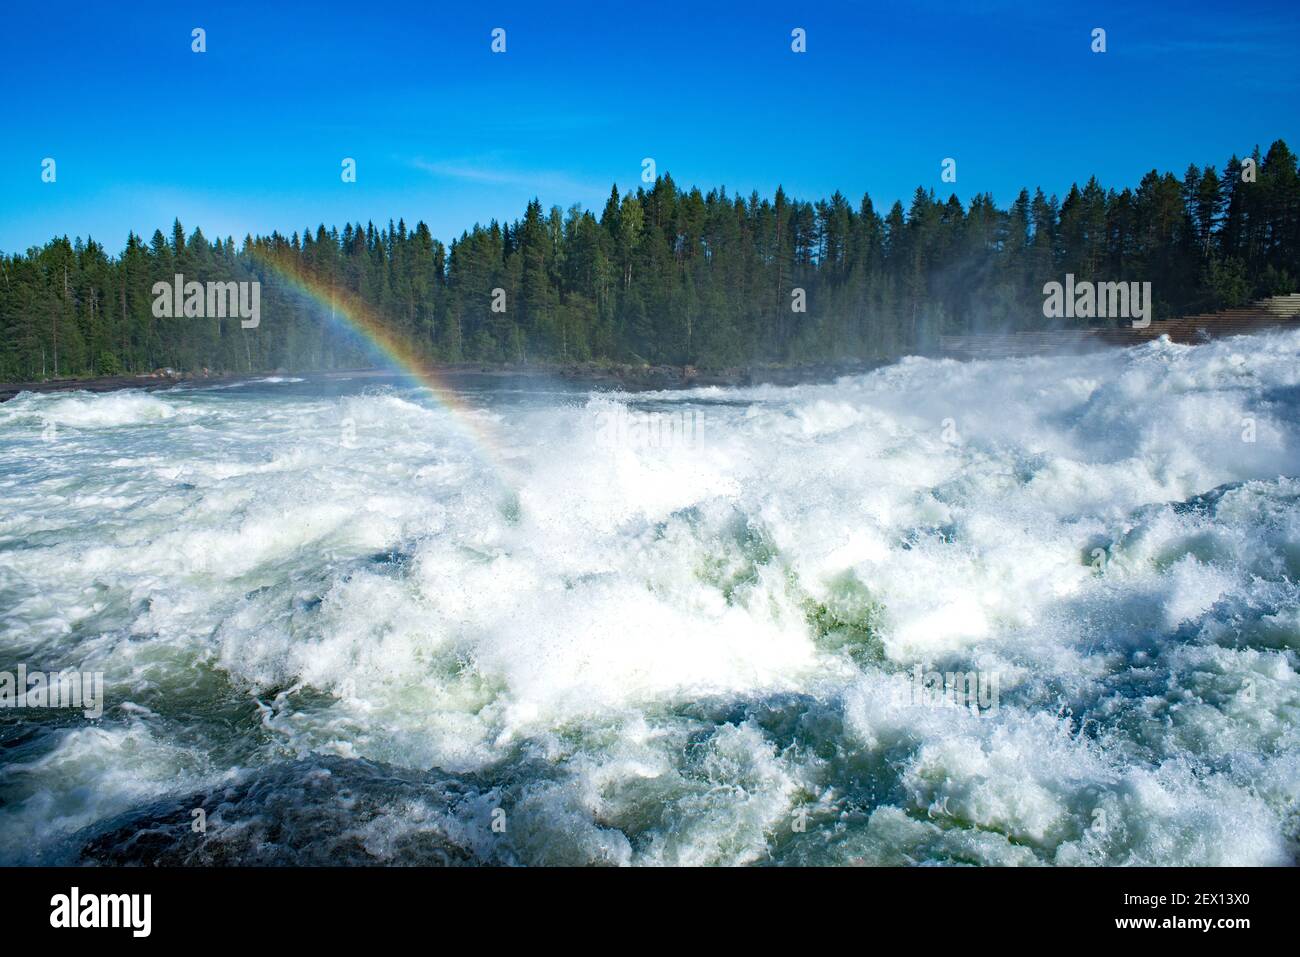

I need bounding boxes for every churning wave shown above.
[1,332,1298,865]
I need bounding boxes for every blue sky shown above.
[1,0,1297,254]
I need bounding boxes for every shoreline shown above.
[0,359,886,403]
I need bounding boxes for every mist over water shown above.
[1,334,1298,866]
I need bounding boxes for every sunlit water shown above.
[1,336,1298,866]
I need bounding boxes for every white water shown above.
[1,334,1297,865]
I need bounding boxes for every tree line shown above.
[1,140,1297,381]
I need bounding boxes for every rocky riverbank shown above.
[1,359,886,402]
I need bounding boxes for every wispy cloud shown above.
[409,156,614,199]
[1122,11,1300,61]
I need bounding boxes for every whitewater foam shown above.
[1,333,1298,865]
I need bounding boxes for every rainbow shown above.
[249,248,513,477]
